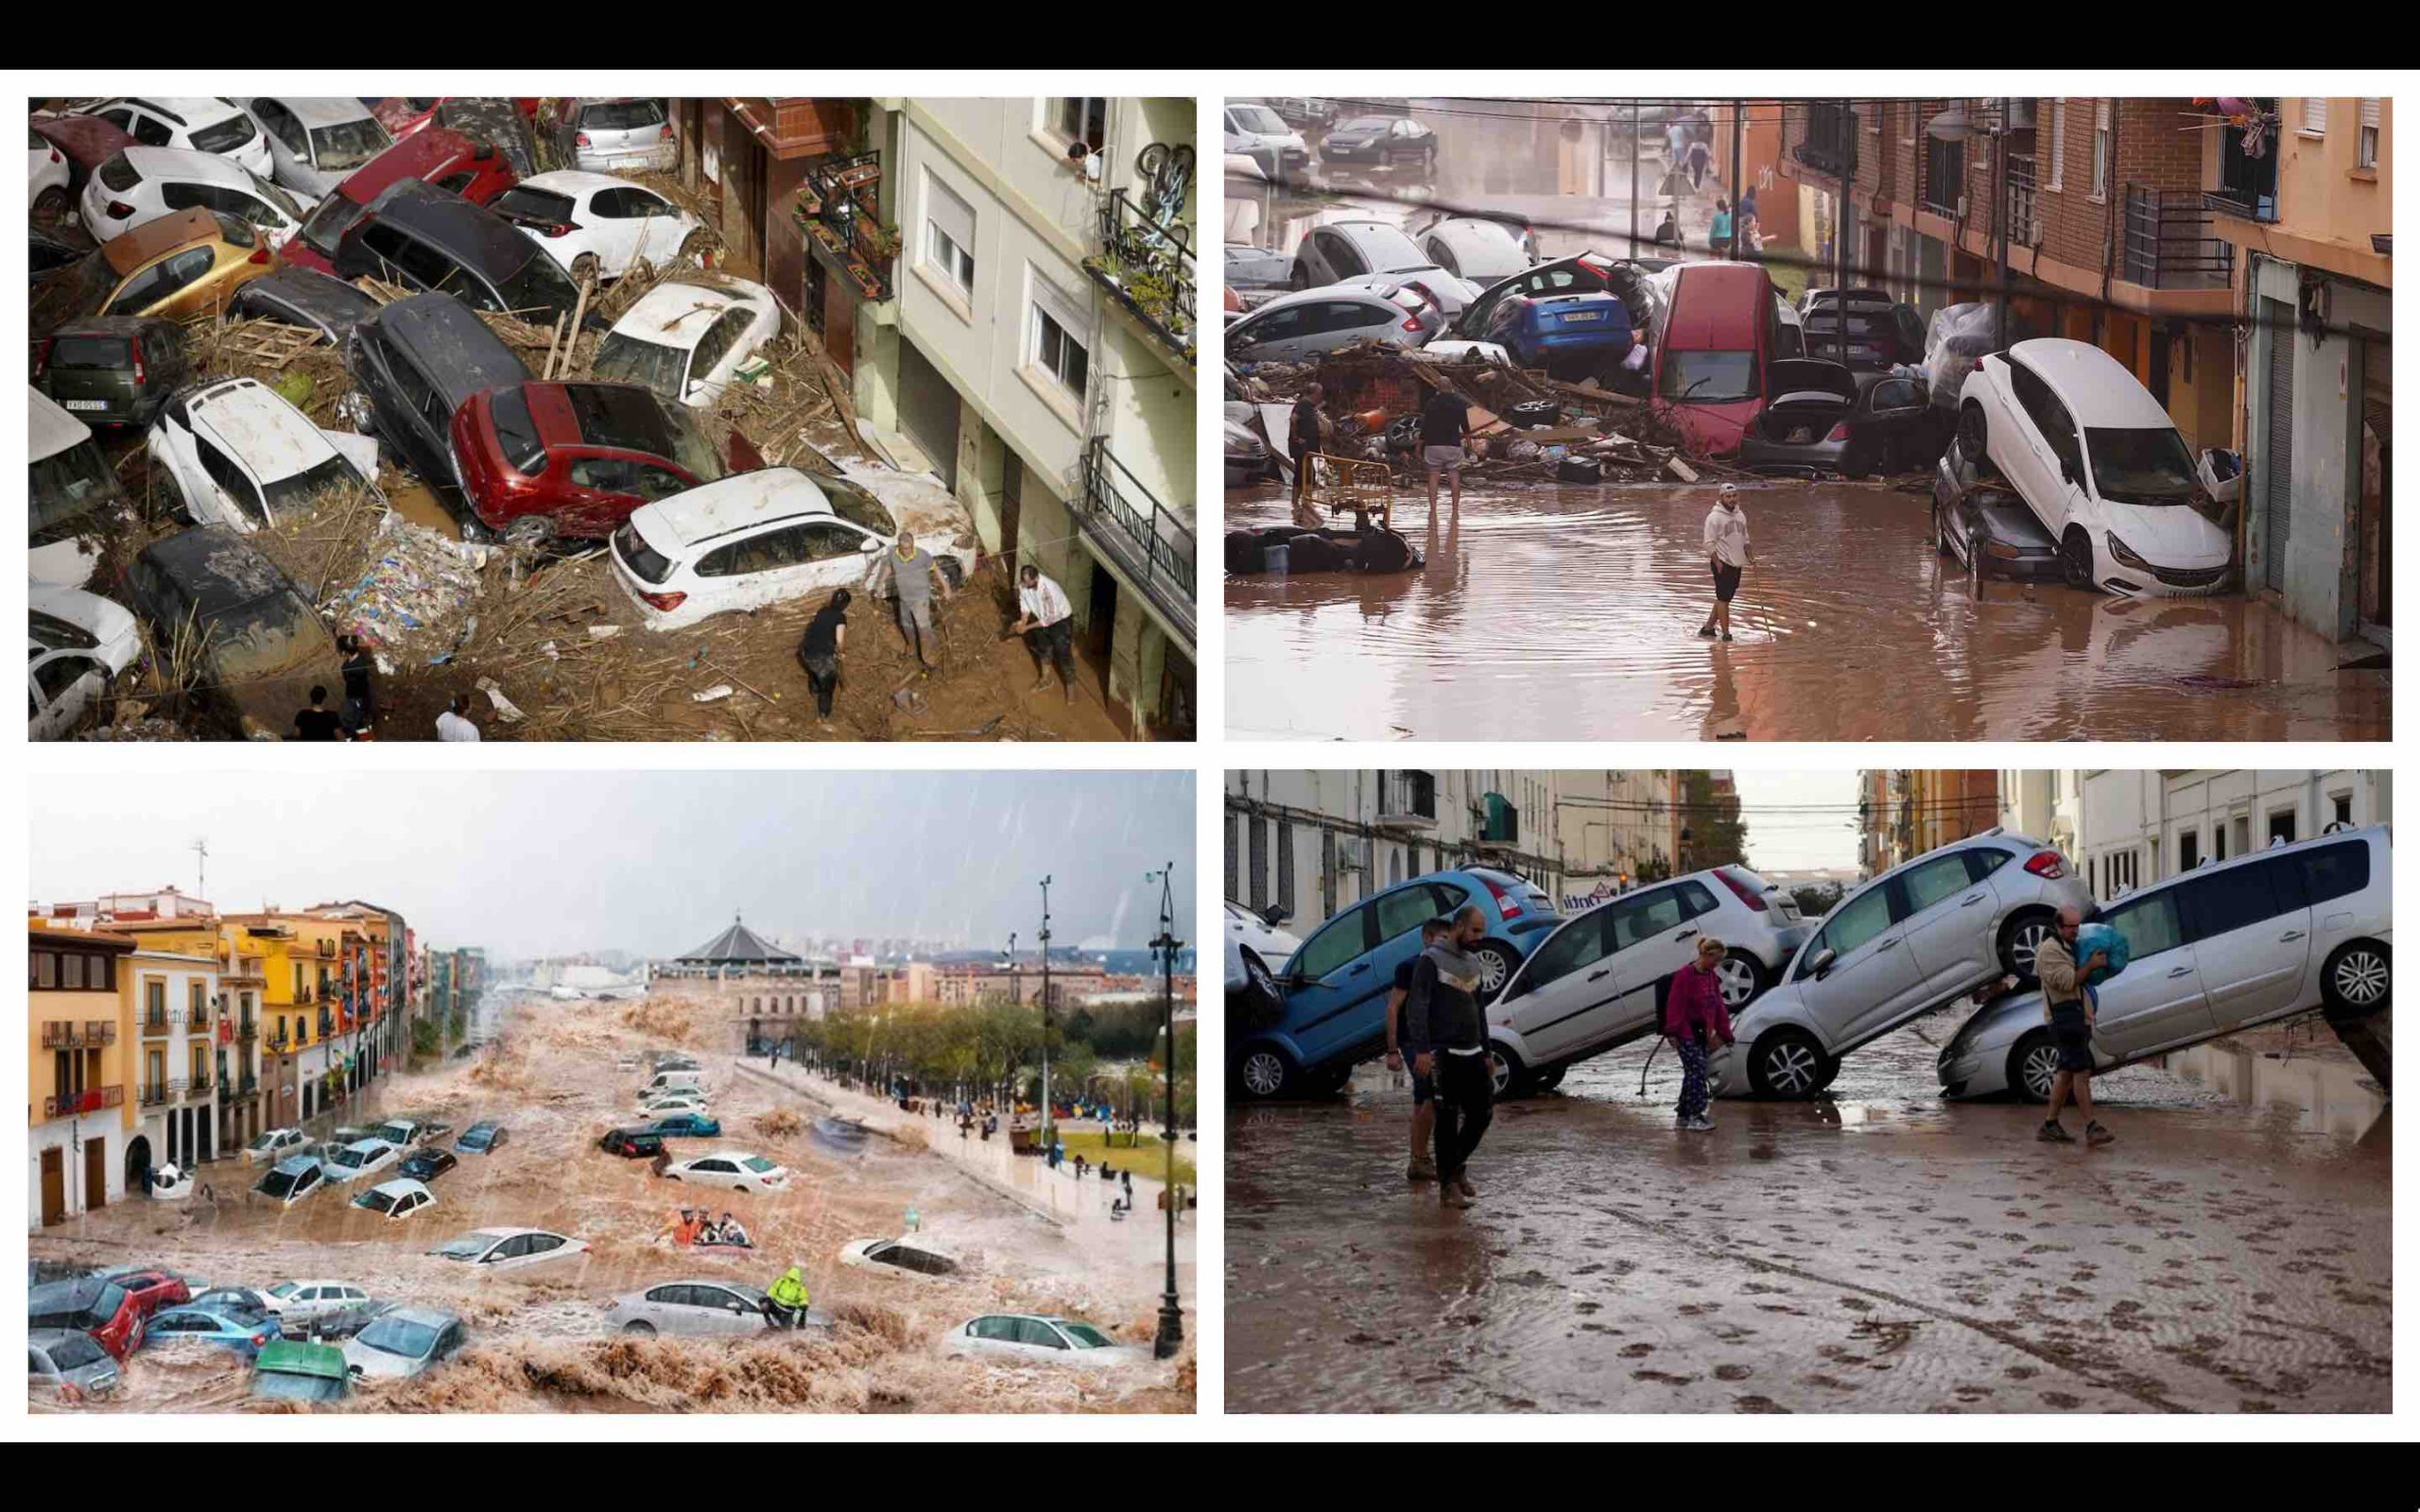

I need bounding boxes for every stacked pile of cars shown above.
[27,95,982,740]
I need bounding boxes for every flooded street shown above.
[1224,480,2391,742]
[1227,1015,2388,1414]
[31,990,1191,1414]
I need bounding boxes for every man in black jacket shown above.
[1403,906,1494,1210]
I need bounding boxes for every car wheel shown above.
[1533,1063,1567,1092]
[1715,950,1770,1012]
[571,252,601,286]
[1486,1042,1532,1099]
[503,514,556,550]
[1234,1043,1296,1101]
[2322,940,2390,1017]
[1747,1028,1828,1100]
[1956,402,1987,461]
[1289,264,1309,291]
[622,1320,656,1336]
[1470,941,1519,1003]
[2009,1029,2061,1104]
[1999,910,2056,982]
[2058,528,2095,591]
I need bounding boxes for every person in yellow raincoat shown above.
[767,1264,810,1329]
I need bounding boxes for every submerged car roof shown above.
[2008,338,2174,429]
[255,1339,347,1377]
[116,146,257,188]
[640,467,838,548]
[610,277,769,347]
[102,207,227,274]
[136,526,313,619]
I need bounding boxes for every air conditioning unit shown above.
[1336,837,1371,872]
[1956,195,1969,217]
[2005,100,2038,131]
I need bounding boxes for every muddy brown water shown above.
[1223,480,2391,742]
[31,992,1190,1414]
[1226,1014,2387,1414]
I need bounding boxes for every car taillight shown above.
[251,1332,268,1347]
[48,146,60,163]
[544,222,577,237]
[659,123,673,141]
[1403,311,1425,332]
[638,589,686,612]
[576,131,592,147]
[1712,868,1766,910]
[105,199,135,219]
[249,245,271,265]
[33,337,52,380]
[1479,874,1523,920]
[2024,850,2068,880]
[1825,422,1851,442]
[130,343,146,386]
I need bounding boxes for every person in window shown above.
[293,684,343,741]
[2033,906,2112,1146]
[1009,565,1076,704]
[1664,936,1737,1131]
[1383,916,1453,1184]
[796,588,850,728]
[1404,907,1493,1211]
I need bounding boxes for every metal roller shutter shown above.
[2263,301,2295,592]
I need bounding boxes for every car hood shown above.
[2097,497,2232,567]
[827,457,979,569]
[339,1339,424,1379]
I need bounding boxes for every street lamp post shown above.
[1150,863,1184,1360]
[1037,877,1052,1150]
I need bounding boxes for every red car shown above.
[111,1268,193,1318]
[1648,260,1795,457]
[283,128,520,274]
[31,113,137,197]
[450,381,760,545]
[370,96,543,140]
[28,1278,147,1361]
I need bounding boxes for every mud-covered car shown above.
[120,525,346,740]
[345,291,531,515]
[35,316,190,430]
[1221,402,1274,489]
[1939,826,2392,1100]
[1933,441,2062,581]
[1737,362,1937,479]
[228,266,382,347]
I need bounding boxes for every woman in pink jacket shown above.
[1665,936,1737,1131]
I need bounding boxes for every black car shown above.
[1737,363,1938,479]
[399,1147,458,1182]
[228,266,382,347]
[331,177,591,332]
[599,1128,665,1159]
[29,226,85,280]
[1318,115,1437,171]
[1799,287,1925,372]
[34,316,189,429]
[121,525,344,741]
[433,97,542,179]
[345,291,530,507]
[1933,449,2062,581]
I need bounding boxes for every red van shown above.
[282,129,519,274]
[1648,261,1798,457]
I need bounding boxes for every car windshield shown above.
[44,1332,108,1370]
[489,387,547,474]
[358,1316,438,1358]
[493,186,577,226]
[436,1234,497,1260]
[268,1282,300,1298]
[30,438,120,544]
[308,118,389,172]
[296,191,365,261]
[2085,426,2199,501]
[331,1148,364,1169]
[1231,107,1287,134]
[821,477,897,536]
[248,1131,285,1151]
[255,1368,344,1401]
[190,115,256,155]
[262,451,372,519]
[1660,350,1758,404]
[244,169,307,221]
[1057,1322,1114,1349]
[742,1156,777,1173]
[261,1170,309,1197]
[359,1190,402,1214]
[582,100,666,131]
[592,333,689,398]
[492,243,580,320]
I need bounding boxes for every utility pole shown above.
[1996,96,2013,353]
[1728,98,1744,260]
[1838,97,1854,293]
[1150,863,1184,1360]
[192,837,208,904]
[1037,876,1053,1149]
[1628,100,1639,257]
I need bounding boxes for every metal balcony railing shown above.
[1377,770,1440,829]
[139,1083,169,1108]
[1078,438,1196,649]
[43,1085,122,1119]
[799,150,895,302]
[142,1009,170,1035]
[2123,186,2235,289]
[187,1071,213,1094]
[2005,156,2038,243]
[2204,106,2280,223]
[1086,187,1196,369]
[41,1020,118,1049]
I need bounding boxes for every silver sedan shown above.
[603,1280,827,1337]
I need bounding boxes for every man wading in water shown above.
[1701,483,1749,641]
[1384,916,1453,1182]
[1403,907,1493,1211]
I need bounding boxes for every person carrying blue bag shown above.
[2034,907,2115,1146]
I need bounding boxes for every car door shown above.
[1860,376,1929,458]
[1495,906,1616,1065]
[2084,884,2209,1058]
[1276,900,1375,1064]
[1896,849,1998,1005]
[1789,876,1922,1053]
[687,310,750,403]
[2178,855,2310,1033]
[31,651,104,740]
[1012,1317,1066,1358]
[619,187,686,265]
[1999,359,2070,530]
[1601,884,1712,1040]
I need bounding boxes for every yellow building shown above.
[113,917,272,1157]
[29,922,136,1227]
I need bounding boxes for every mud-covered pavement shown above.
[1227,1014,2388,1413]
[31,991,1191,1413]
[1224,480,2391,742]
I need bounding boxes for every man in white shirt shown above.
[435,693,481,743]
[1009,564,1076,703]
[1701,483,1750,641]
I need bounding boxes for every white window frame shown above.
[2358,98,2380,169]
[2048,100,2065,191]
[919,172,977,306]
[1023,266,1091,410]
[1042,97,1106,155]
[2090,100,2110,201]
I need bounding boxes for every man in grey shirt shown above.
[867,530,954,674]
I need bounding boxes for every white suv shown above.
[1486,866,1807,1097]
[1939,825,2392,1101]
[1710,831,2091,1099]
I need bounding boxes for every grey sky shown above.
[33,770,1195,958]
[1735,770,1862,872]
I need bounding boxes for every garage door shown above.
[2261,301,2294,593]
[897,338,959,490]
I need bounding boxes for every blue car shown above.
[144,1305,282,1361]
[1482,290,1638,383]
[1232,868,1564,1100]
[456,1121,507,1154]
[646,1112,722,1139]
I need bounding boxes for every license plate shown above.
[1560,311,1604,323]
[62,400,107,412]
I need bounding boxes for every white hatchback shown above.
[594,276,779,408]
[79,97,271,178]
[29,127,70,218]
[945,1314,1146,1368]
[147,377,385,534]
[1416,215,1532,285]
[1957,338,2234,596]
[29,585,139,743]
[82,146,305,249]
[660,1151,789,1193]
[491,171,704,285]
[240,97,392,198]
[611,463,976,630]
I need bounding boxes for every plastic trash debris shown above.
[2074,921,2131,987]
[587,625,622,640]
[475,678,525,723]
[693,684,735,703]
[541,641,559,662]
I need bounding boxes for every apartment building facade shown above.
[1857,769,2001,876]
[2064,769,2392,905]
[29,924,134,1228]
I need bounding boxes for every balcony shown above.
[233,1074,259,1100]
[139,1082,169,1108]
[798,150,895,303]
[1478,792,1520,848]
[1084,186,1196,371]
[142,1009,170,1037]
[2005,155,2038,243]
[1078,437,1196,650]
[238,1021,258,1045]
[186,1071,213,1095]
[2204,104,2279,224]
[1794,102,1858,180]
[2123,186,2234,289]
[42,1085,123,1119]
[1376,770,1439,832]
[41,1020,117,1050]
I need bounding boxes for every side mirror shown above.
[1259,905,1289,928]
[1809,948,1838,979]
[859,537,883,554]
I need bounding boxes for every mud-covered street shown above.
[1224,480,2391,742]
[31,990,1191,1413]
[1227,1016,2388,1414]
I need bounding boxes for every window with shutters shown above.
[2301,98,2328,135]
[1321,831,1337,916]
[1277,821,1296,915]
[1224,817,1239,902]
[2048,101,2065,190]
[2091,100,2110,199]
[1248,819,1270,910]
[2358,99,2379,168]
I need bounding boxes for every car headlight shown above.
[2106,533,2149,569]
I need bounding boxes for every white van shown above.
[642,1070,705,1097]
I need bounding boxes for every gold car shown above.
[34,207,276,331]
